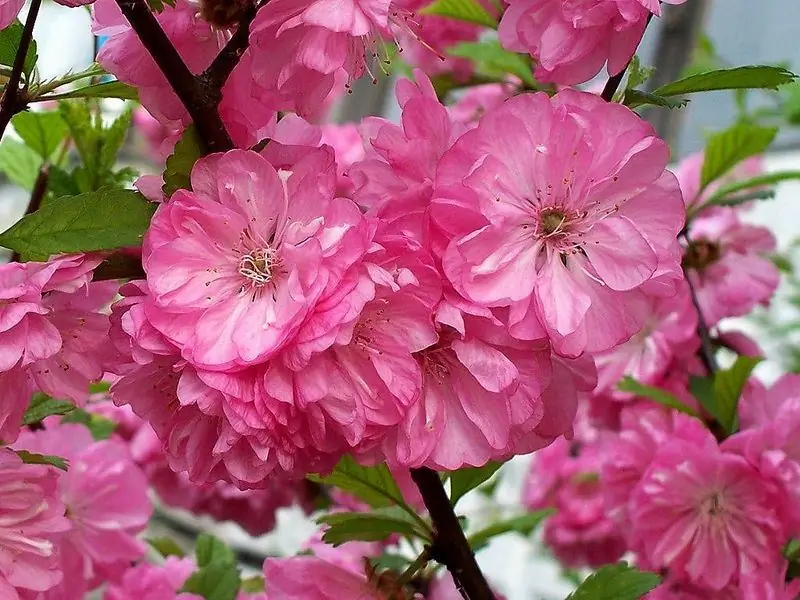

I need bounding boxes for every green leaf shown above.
[370,552,413,572]
[623,89,689,110]
[240,576,265,594]
[23,394,75,426]
[99,109,133,174]
[16,450,68,471]
[449,461,503,506]
[448,41,534,86]
[701,170,800,208]
[0,21,38,78]
[147,536,186,558]
[61,408,117,441]
[163,125,203,197]
[468,509,554,550]
[12,111,68,159]
[195,534,236,567]
[317,507,428,546]
[48,80,139,102]
[0,188,156,260]
[618,377,700,417]
[713,356,763,434]
[690,375,716,416]
[181,563,241,600]
[654,66,797,98]
[567,563,661,600]
[0,138,42,190]
[309,456,405,509]
[700,124,777,191]
[421,0,497,29]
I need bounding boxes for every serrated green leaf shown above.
[309,456,405,509]
[625,56,655,91]
[0,138,42,190]
[701,170,800,209]
[49,80,139,102]
[99,109,132,174]
[567,563,661,600]
[618,377,700,417]
[0,188,156,260]
[0,21,38,78]
[421,0,497,28]
[147,536,186,558]
[23,394,75,426]
[317,507,428,546]
[16,450,68,471]
[449,461,503,506]
[713,356,763,434]
[195,534,236,567]
[623,89,689,110]
[468,509,554,550]
[654,66,797,98]
[448,41,534,86]
[181,563,241,600]
[700,124,777,191]
[163,125,203,197]
[12,111,68,159]
[61,408,117,441]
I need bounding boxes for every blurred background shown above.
[3,1,800,598]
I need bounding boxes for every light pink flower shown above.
[142,147,371,370]
[15,423,151,599]
[684,206,779,325]
[738,373,800,430]
[498,0,682,85]
[265,554,384,600]
[0,449,70,600]
[320,124,366,197]
[448,83,514,128]
[434,90,684,356]
[103,556,202,600]
[630,429,785,591]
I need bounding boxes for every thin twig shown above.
[410,468,495,600]
[0,0,43,139]
[114,0,233,152]
[202,2,260,89]
[11,162,50,262]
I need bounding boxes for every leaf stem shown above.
[410,467,495,600]
[0,0,43,140]
[396,548,431,587]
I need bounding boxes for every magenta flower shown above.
[434,90,684,356]
[265,554,385,600]
[104,556,202,600]
[630,431,785,591]
[0,449,70,600]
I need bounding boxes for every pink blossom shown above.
[265,554,384,600]
[14,423,151,598]
[738,373,800,430]
[524,438,626,568]
[684,206,779,325]
[448,83,514,128]
[103,556,202,600]
[320,123,366,197]
[498,0,682,85]
[630,429,785,591]
[133,107,181,162]
[0,0,23,29]
[0,449,70,600]
[434,90,684,356]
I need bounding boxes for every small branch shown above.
[600,13,654,103]
[0,0,43,139]
[115,0,233,152]
[396,548,431,587]
[685,269,718,375]
[11,161,49,262]
[202,2,260,89]
[410,468,495,600]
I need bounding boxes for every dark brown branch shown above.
[202,2,260,89]
[0,0,43,140]
[684,264,718,375]
[115,0,233,153]
[11,162,49,262]
[410,468,494,600]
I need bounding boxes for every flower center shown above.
[540,209,568,236]
[682,239,722,271]
[238,247,279,286]
[702,491,725,516]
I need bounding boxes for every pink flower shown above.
[0,449,70,600]
[0,0,96,28]
[738,374,800,430]
[142,147,370,370]
[434,90,684,356]
[320,123,366,197]
[448,83,514,128]
[498,0,682,85]
[14,423,151,599]
[630,429,785,591]
[684,206,779,325]
[104,556,202,600]
[524,438,626,568]
[265,554,384,600]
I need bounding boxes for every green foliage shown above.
[566,563,661,600]
[317,507,430,546]
[48,81,139,102]
[23,394,75,426]
[0,138,42,190]
[654,65,797,98]
[0,21,38,79]
[309,456,407,509]
[240,577,265,594]
[16,450,68,471]
[448,461,503,506]
[623,90,688,110]
[421,0,497,28]
[61,408,117,441]
[468,509,554,550]
[700,170,800,209]
[163,126,204,197]
[12,111,68,159]
[700,124,778,192]
[147,536,187,558]
[0,188,156,260]
[690,356,763,435]
[618,377,700,417]
[448,41,535,87]
[181,534,241,600]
